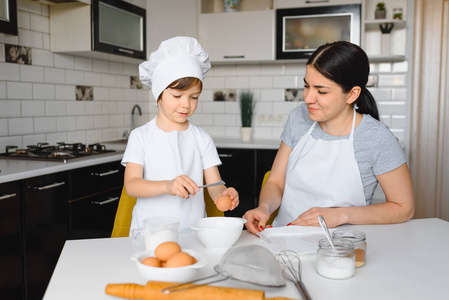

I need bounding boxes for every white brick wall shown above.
[0,0,410,152]
[201,59,409,147]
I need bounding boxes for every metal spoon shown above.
[188,181,226,195]
[318,215,336,251]
[198,180,225,189]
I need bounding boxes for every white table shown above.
[44,218,449,300]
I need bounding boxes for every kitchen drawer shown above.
[69,187,121,239]
[0,181,24,299]
[70,161,124,199]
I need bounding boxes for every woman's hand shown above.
[289,207,346,228]
[166,174,199,199]
[243,207,272,235]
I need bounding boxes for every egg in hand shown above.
[215,194,232,212]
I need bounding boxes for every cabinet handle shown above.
[0,193,17,200]
[219,154,233,158]
[91,170,119,177]
[305,0,329,3]
[223,55,245,59]
[29,182,65,190]
[91,197,119,205]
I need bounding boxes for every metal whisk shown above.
[277,250,312,300]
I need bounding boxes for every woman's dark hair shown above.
[307,41,379,120]
[158,77,203,101]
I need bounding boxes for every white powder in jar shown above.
[144,228,178,251]
[316,255,355,280]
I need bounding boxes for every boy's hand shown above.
[167,175,199,199]
[221,187,239,210]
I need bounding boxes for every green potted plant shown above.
[224,0,240,12]
[239,91,255,142]
[375,2,387,19]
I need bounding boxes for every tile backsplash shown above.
[0,0,409,152]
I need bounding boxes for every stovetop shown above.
[0,142,116,163]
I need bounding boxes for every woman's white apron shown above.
[273,109,366,226]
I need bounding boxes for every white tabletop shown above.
[44,218,449,300]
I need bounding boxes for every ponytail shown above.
[354,87,379,121]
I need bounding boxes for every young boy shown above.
[122,37,239,233]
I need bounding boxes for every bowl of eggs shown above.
[190,217,247,250]
[131,241,208,282]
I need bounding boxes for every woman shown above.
[244,41,414,234]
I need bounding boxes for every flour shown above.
[144,228,178,252]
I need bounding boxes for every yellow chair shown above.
[111,184,224,238]
[261,171,279,225]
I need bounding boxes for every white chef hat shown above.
[139,36,211,101]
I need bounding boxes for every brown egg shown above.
[141,256,161,268]
[154,241,182,262]
[215,194,232,212]
[164,252,195,268]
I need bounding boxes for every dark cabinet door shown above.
[68,161,124,239]
[23,172,68,300]
[70,161,124,199]
[217,148,256,218]
[69,189,121,239]
[0,181,24,299]
[216,148,278,218]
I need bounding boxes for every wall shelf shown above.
[365,19,406,30]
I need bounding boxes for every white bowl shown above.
[190,217,247,250]
[131,249,207,282]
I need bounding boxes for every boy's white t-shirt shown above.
[121,118,221,233]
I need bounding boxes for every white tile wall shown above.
[0,0,410,152]
[201,59,409,146]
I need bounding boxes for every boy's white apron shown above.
[130,125,205,234]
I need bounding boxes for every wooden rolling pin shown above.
[105,281,297,300]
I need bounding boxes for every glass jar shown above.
[333,230,367,268]
[316,238,355,280]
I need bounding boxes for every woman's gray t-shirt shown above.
[281,103,406,204]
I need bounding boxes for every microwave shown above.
[91,0,146,60]
[276,4,361,60]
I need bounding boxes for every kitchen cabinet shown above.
[49,0,146,64]
[217,148,277,218]
[0,181,24,300]
[22,172,68,300]
[68,161,124,239]
[197,0,409,64]
[0,157,124,300]
[198,9,275,63]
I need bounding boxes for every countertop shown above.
[44,218,449,300]
[0,138,280,184]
